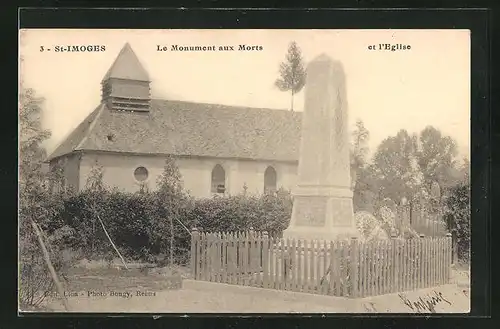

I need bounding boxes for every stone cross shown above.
[283,54,359,243]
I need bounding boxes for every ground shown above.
[24,260,470,313]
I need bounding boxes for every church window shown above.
[211,164,226,194]
[134,166,149,182]
[264,166,277,194]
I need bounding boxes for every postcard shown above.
[18,29,470,313]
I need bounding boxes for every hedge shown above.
[47,188,293,265]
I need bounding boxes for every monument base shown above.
[282,225,359,243]
[283,191,360,243]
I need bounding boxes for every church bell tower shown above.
[101,43,151,112]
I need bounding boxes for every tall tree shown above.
[443,180,470,262]
[371,129,423,207]
[351,119,370,169]
[19,88,65,309]
[459,157,470,183]
[416,126,459,191]
[350,120,374,212]
[275,41,307,111]
[155,155,189,266]
[19,88,51,186]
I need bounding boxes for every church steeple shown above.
[101,43,151,112]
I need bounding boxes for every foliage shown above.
[350,125,470,238]
[19,88,51,183]
[152,156,193,265]
[18,88,67,309]
[350,119,375,212]
[46,171,293,265]
[61,189,159,261]
[458,157,470,184]
[354,211,389,242]
[416,126,459,191]
[371,129,422,205]
[186,188,293,237]
[85,162,105,192]
[275,41,307,111]
[443,181,470,262]
[351,119,370,168]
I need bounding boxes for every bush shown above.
[21,157,295,271]
[44,177,293,266]
[18,184,67,309]
[19,222,54,309]
[59,189,163,261]
[187,189,292,237]
[443,182,470,262]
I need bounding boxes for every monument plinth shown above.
[283,54,359,243]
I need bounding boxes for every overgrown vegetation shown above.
[46,181,293,266]
[19,88,69,308]
[443,181,471,262]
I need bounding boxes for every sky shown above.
[19,29,470,159]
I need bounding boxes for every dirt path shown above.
[36,266,470,313]
[44,288,354,313]
[42,283,469,313]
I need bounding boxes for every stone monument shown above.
[283,54,359,242]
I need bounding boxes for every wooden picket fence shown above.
[190,228,453,298]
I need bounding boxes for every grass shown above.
[73,258,189,287]
[63,266,183,292]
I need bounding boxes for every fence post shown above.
[390,230,398,293]
[249,227,255,273]
[451,231,458,265]
[190,227,199,279]
[446,232,452,283]
[262,231,269,288]
[418,234,425,289]
[350,237,359,298]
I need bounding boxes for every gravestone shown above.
[283,54,359,243]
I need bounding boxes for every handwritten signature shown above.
[399,291,452,313]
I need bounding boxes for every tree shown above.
[350,120,375,212]
[351,119,370,168]
[82,162,107,255]
[416,126,459,192]
[19,87,56,231]
[459,156,470,184]
[19,88,66,309]
[156,155,183,195]
[155,155,191,265]
[85,162,105,192]
[275,41,307,111]
[371,129,423,210]
[19,88,51,186]
[443,180,470,262]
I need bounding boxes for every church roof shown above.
[48,100,302,162]
[101,43,150,82]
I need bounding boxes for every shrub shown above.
[18,184,67,309]
[46,187,293,265]
[188,189,292,236]
[58,189,168,261]
[443,181,470,262]
[23,155,295,268]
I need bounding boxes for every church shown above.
[47,43,305,198]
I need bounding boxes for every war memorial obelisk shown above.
[283,54,359,242]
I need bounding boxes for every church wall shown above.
[65,153,81,191]
[79,152,298,198]
[49,153,80,192]
[229,161,297,196]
